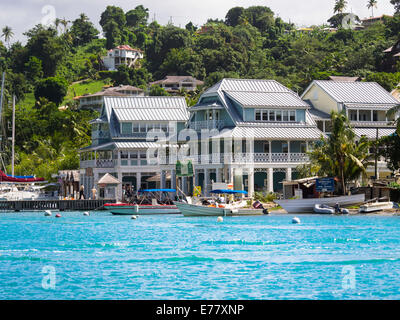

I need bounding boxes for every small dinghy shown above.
[314,204,335,214]
[359,201,393,213]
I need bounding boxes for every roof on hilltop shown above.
[109,45,143,53]
[303,80,400,105]
[150,76,204,86]
[75,85,144,100]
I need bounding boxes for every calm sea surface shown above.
[0,211,399,300]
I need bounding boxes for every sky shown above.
[0,0,396,43]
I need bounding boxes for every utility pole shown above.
[12,95,15,177]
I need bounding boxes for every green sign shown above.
[176,160,194,177]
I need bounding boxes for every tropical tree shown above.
[367,0,378,17]
[306,111,372,195]
[334,0,348,14]
[1,26,14,48]
[391,0,400,15]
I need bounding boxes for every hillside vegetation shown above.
[0,3,400,179]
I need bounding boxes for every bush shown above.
[254,192,277,203]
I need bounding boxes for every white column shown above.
[117,171,123,201]
[286,167,292,182]
[136,172,142,191]
[204,168,210,196]
[287,141,291,162]
[161,170,167,189]
[248,169,254,198]
[229,167,234,185]
[269,141,272,163]
[182,176,188,195]
[267,168,274,193]
[171,169,177,191]
[216,168,222,183]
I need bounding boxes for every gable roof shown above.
[98,173,120,185]
[302,80,400,105]
[103,96,189,122]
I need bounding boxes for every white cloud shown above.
[0,0,396,44]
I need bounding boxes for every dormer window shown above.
[255,109,297,122]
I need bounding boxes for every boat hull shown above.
[275,194,365,214]
[359,202,393,213]
[104,204,181,215]
[173,202,264,217]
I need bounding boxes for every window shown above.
[133,123,139,133]
[289,111,296,122]
[317,121,324,132]
[373,111,378,122]
[269,110,275,121]
[349,110,358,121]
[161,123,168,133]
[283,110,289,122]
[255,110,261,121]
[263,142,270,154]
[262,111,268,121]
[130,152,138,166]
[276,111,282,122]
[139,123,147,133]
[300,142,307,153]
[121,123,132,135]
[282,142,289,153]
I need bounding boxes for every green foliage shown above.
[34,77,68,105]
[70,13,99,46]
[126,5,149,27]
[306,112,373,195]
[24,56,43,83]
[380,133,400,172]
[365,72,400,91]
[254,192,277,203]
[149,85,170,96]
[391,0,400,15]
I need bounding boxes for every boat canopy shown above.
[210,189,248,195]
[138,189,176,193]
[0,170,45,183]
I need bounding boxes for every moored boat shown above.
[314,204,335,215]
[105,189,181,215]
[275,194,365,213]
[105,203,181,215]
[359,201,393,213]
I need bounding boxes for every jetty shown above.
[0,199,115,212]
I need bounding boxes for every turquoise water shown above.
[0,211,400,300]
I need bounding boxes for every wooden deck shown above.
[0,199,116,212]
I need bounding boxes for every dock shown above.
[0,199,116,212]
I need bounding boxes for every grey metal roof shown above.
[354,128,396,139]
[103,96,189,121]
[345,103,397,110]
[205,78,298,95]
[112,107,188,122]
[114,142,160,149]
[225,91,309,108]
[308,108,331,120]
[306,80,400,104]
[213,126,324,140]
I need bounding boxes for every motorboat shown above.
[105,189,181,215]
[175,190,264,217]
[275,194,365,213]
[359,201,393,213]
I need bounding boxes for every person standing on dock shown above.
[91,187,97,200]
[79,185,85,200]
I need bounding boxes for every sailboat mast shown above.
[0,72,5,150]
[12,95,15,177]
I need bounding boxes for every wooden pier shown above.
[0,199,116,212]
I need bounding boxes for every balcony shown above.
[189,120,225,131]
[80,159,115,169]
[158,153,309,165]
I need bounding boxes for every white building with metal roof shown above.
[302,80,400,179]
[79,96,189,200]
[162,78,324,197]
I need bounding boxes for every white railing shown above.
[189,120,225,131]
[80,159,114,169]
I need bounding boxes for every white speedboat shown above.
[275,194,365,213]
[359,202,393,213]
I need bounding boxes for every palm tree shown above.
[60,18,70,34]
[367,0,378,17]
[306,111,373,195]
[334,0,348,14]
[1,26,14,48]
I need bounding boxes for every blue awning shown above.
[138,189,176,193]
[210,189,248,195]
